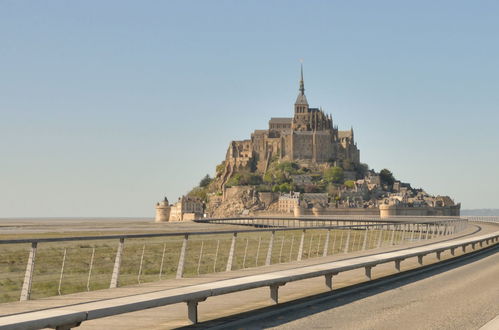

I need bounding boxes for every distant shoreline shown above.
[0,217,152,224]
[461,209,499,216]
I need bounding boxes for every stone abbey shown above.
[155,65,460,222]
[220,65,360,186]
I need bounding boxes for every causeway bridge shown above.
[0,216,497,329]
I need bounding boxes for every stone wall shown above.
[258,192,279,207]
[258,207,380,217]
[379,204,461,218]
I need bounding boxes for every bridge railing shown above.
[1,221,495,330]
[0,218,467,303]
[197,215,463,228]
[465,216,499,223]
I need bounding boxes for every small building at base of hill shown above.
[155,196,203,222]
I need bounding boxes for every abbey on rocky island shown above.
[220,65,360,187]
[155,66,460,222]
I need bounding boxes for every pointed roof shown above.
[295,63,308,105]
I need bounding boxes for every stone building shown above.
[155,197,171,223]
[220,65,360,187]
[155,195,203,222]
[278,192,300,213]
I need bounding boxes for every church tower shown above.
[293,64,310,131]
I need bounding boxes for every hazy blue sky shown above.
[1,1,498,217]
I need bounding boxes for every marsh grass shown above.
[0,228,403,303]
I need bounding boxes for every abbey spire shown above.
[295,63,308,106]
[299,63,305,95]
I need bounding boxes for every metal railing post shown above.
[265,231,275,266]
[307,234,314,257]
[176,235,189,279]
[362,227,368,251]
[242,238,249,268]
[331,230,337,255]
[87,247,95,291]
[390,225,396,245]
[289,235,295,261]
[197,241,204,275]
[20,242,38,301]
[377,226,383,248]
[226,232,237,271]
[279,237,285,263]
[344,229,351,253]
[110,238,125,288]
[213,239,220,272]
[323,229,330,257]
[255,236,262,266]
[159,243,167,279]
[58,248,67,295]
[138,244,146,284]
[297,230,306,261]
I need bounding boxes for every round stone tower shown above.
[155,197,171,222]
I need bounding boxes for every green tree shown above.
[188,187,208,201]
[324,166,344,184]
[276,161,300,175]
[379,168,395,186]
[355,163,369,179]
[199,174,212,188]
[215,161,226,175]
[272,182,294,193]
[226,172,262,186]
[344,180,356,189]
[262,161,295,185]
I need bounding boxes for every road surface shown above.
[227,245,499,330]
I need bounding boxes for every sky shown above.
[1,1,498,217]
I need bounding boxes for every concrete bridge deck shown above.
[1,222,497,329]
